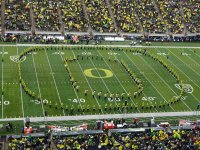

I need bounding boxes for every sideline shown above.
[0,111,198,122]
[0,44,199,49]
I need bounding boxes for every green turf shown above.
[0,45,200,119]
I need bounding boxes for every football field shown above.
[0,44,200,119]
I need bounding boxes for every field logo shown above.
[84,68,113,79]
[10,55,26,63]
[175,84,193,93]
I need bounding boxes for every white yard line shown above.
[19,85,25,119]
[31,54,45,117]
[44,49,65,116]
[16,46,25,118]
[1,46,4,118]
[139,55,192,111]
[168,49,200,90]
[71,50,103,114]
[123,51,176,111]
[182,52,200,76]
[189,49,200,59]
[155,49,193,110]
[58,48,84,113]
[84,51,122,114]
[97,50,142,113]
[165,48,200,103]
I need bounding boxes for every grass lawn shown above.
[0,45,200,119]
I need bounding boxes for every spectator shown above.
[59,0,88,32]
[32,0,60,31]
[110,0,141,33]
[182,0,200,33]
[5,0,31,31]
[85,0,115,33]
[155,0,184,34]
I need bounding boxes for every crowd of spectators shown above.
[85,0,115,33]
[134,0,166,33]
[8,135,51,150]
[32,0,60,31]
[155,0,184,34]
[52,128,200,149]
[110,0,141,33]
[0,0,199,34]
[182,0,200,33]
[59,0,88,32]
[54,134,108,149]
[5,0,31,31]
[0,1,1,28]
[112,128,200,149]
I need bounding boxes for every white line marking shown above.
[97,50,142,113]
[1,47,4,118]
[166,48,200,104]
[16,46,25,119]
[124,51,176,111]
[0,111,198,122]
[140,55,191,111]
[71,50,103,114]
[85,51,122,113]
[58,47,84,113]
[153,49,194,110]
[44,48,65,116]
[31,53,45,117]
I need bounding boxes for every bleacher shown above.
[155,0,184,34]
[5,125,200,150]
[0,0,199,35]
[85,0,115,33]
[32,0,60,31]
[110,0,141,33]
[5,0,31,31]
[60,0,88,32]
[0,1,1,29]
[182,0,200,33]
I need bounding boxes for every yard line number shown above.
[0,101,10,105]
[68,98,85,103]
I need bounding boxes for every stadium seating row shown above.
[8,136,51,150]
[60,0,88,32]
[1,0,199,34]
[7,128,200,149]
[5,0,30,31]
[182,0,200,33]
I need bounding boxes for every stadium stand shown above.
[134,0,166,34]
[85,0,115,33]
[0,1,1,28]
[60,0,88,32]
[7,134,51,150]
[0,0,199,35]
[110,0,141,33]
[53,134,107,149]
[5,0,31,31]
[182,0,200,33]
[155,0,185,34]
[6,125,200,150]
[32,0,60,31]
